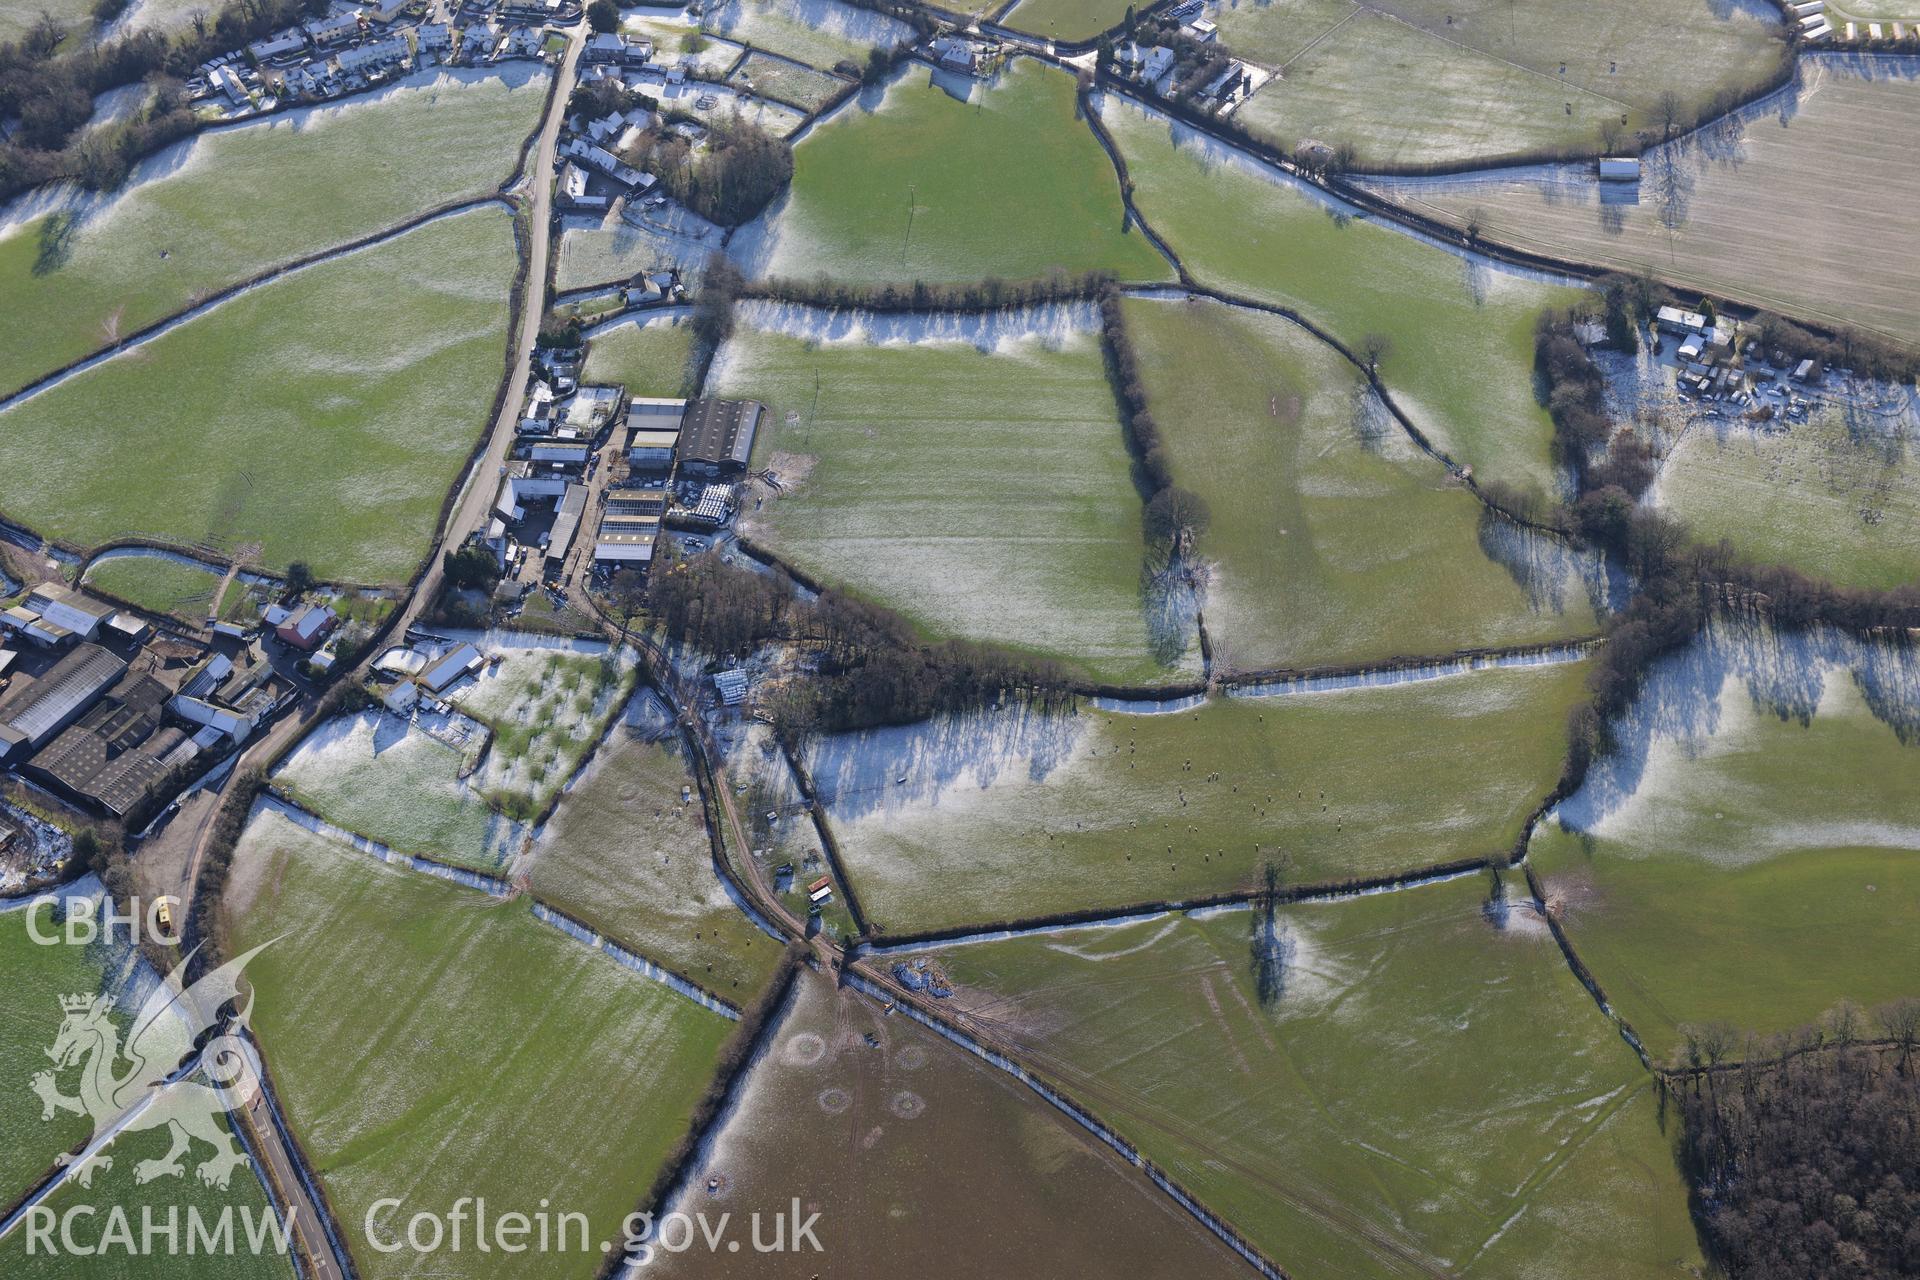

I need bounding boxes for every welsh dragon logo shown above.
[31,942,274,1190]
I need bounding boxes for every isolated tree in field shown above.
[608,568,647,641]
[1599,117,1622,154]
[1655,89,1683,139]
[1144,486,1211,549]
[25,10,64,55]
[1359,332,1391,373]
[1463,207,1485,243]
[586,0,617,31]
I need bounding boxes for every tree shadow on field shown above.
[1248,861,1291,1009]
[34,211,78,276]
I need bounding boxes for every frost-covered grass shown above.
[454,646,640,822]
[1236,10,1632,169]
[1532,619,1920,1058]
[0,0,88,43]
[811,663,1591,933]
[1100,93,1577,499]
[622,14,745,68]
[1223,0,1785,169]
[1362,57,1920,342]
[721,721,860,939]
[272,711,527,871]
[225,808,733,1280]
[729,52,848,111]
[938,875,1699,1280]
[644,971,1254,1280]
[0,207,516,585]
[82,551,223,617]
[705,0,914,69]
[1649,395,1920,592]
[731,59,1172,286]
[653,82,807,135]
[581,313,698,398]
[714,303,1196,685]
[555,206,723,292]
[529,703,781,996]
[0,67,547,398]
[1125,296,1608,672]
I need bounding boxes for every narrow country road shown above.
[159,29,588,1280]
[390,25,587,644]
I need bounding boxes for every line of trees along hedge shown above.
[184,767,266,979]
[645,548,1075,735]
[0,0,329,200]
[747,269,1112,313]
[1096,284,1210,550]
[1677,1023,1920,1278]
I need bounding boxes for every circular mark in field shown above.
[817,1087,852,1115]
[889,1090,926,1120]
[703,1170,732,1198]
[894,1045,928,1071]
[783,1032,827,1067]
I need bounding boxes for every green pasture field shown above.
[271,712,529,872]
[1000,0,1132,41]
[0,894,293,1279]
[730,53,850,111]
[936,875,1701,1279]
[735,58,1171,286]
[527,705,783,997]
[809,664,1591,933]
[0,898,110,1210]
[0,68,546,399]
[1124,296,1607,671]
[1362,60,1920,343]
[645,971,1255,1279]
[1099,93,1577,499]
[705,0,915,69]
[1221,0,1785,168]
[1531,622,1920,1059]
[0,1137,294,1280]
[81,554,223,618]
[1650,401,1920,592]
[0,207,517,585]
[581,315,698,398]
[224,807,734,1280]
[715,305,1198,685]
